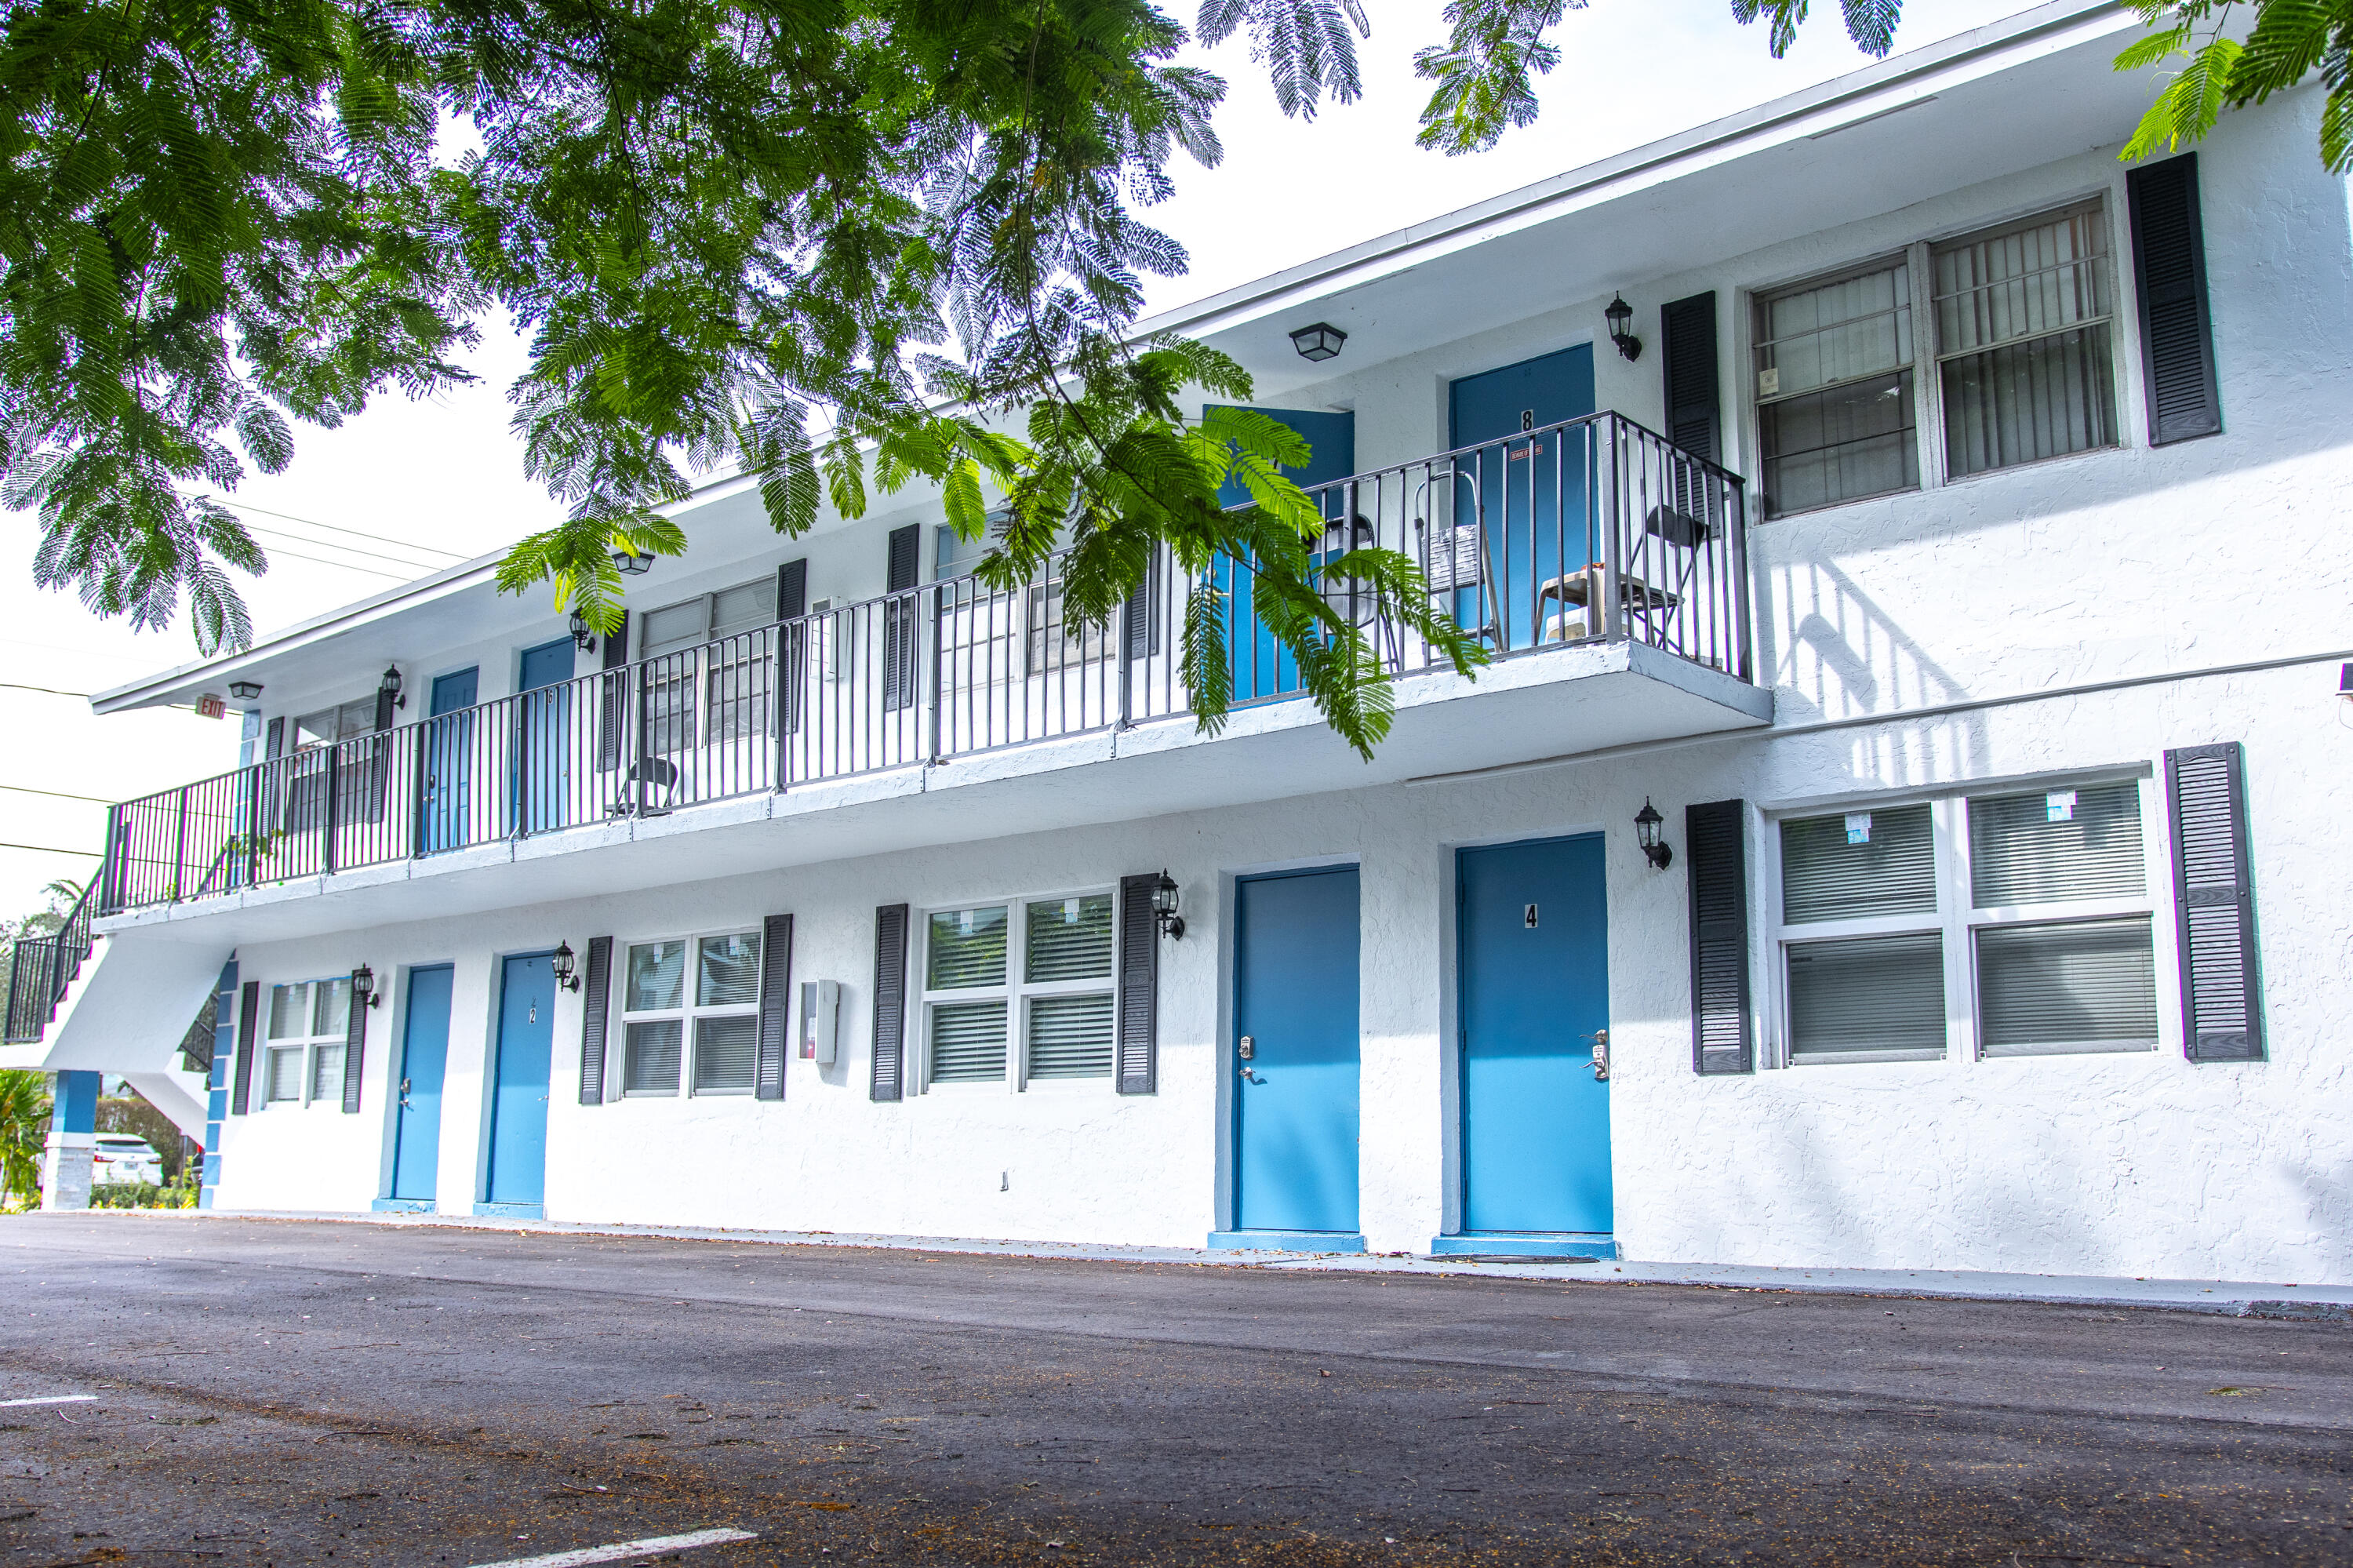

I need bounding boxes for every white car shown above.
[91,1136,164,1184]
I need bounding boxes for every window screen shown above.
[693,1016,759,1091]
[930,1000,1008,1082]
[1933,203,2117,478]
[623,1020,682,1093]
[267,1046,304,1103]
[1969,782,2145,908]
[1027,994,1114,1079]
[1755,262,1919,516]
[1786,931,1947,1059]
[1780,804,1937,923]
[309,1043,346,1102]
[1976,916,2158,1054]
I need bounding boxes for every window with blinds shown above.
[920,891,1118,1089]
[1772,777,2161,1065]
[263,976,352,1105]
[1967,780,2156,1055]
[1933,202,2117,478]
[618,930,764,1095]
[640,578,779,754]
[1754,261,1919,517]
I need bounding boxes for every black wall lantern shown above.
[227,679,264,702]
[568,611,598,655]
[377,664,406,712]
[551,942,581,991]
[1288,322,1347,363]
[351,963,382,1010]
[1605,294,1642,362]
[1151,871,1186,940]
[1634,799,1673,871]
[613,548,654,576]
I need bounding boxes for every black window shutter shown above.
[595,613,631,773]
[2127,155,2221,445]
[264,716,285,758]
[882,526,920,712]
[231,979,260,1114]
[1660,291,1721,462]
[2166,744,2264,1061]
[871,903,909,1101]
[1115,873,1160,1094]
[1123,557,1159,661]
[340,969,368,1113]
[577,935,613,1103]
[1686,799,1754,1075]
[757,913,795,1101]
[373,682,397,733]
[776,558,808,621]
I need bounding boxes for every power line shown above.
[0,682,92,699]
[0,783,110,804]
[0,841,98,857]
[241,523,456,573]
[255,545,410,580]
[216,499,468,561]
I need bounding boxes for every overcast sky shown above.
[0,0,2038,915]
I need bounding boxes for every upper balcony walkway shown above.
[93,411,1767,928]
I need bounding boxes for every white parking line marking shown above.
[469,1528,757,1568]
[0,1395,98,1408]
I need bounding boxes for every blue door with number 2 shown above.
[1230,866,1362,1237]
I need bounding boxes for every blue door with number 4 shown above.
[1454,835,1613,1245]
[483,952,556,1214]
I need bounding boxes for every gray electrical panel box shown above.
[799,978,840,1064]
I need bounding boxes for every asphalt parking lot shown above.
[2,1213,2349,1566]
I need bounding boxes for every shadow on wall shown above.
[1758,555,1991,789]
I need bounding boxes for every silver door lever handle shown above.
[1587,1028,1609,1082]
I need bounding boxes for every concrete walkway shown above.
[176,1205,2353,1316]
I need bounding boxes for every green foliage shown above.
[0,1069,48,1207]
[97,1092,191,1182]
[2118,2,2353,171]
[92,1175,198,1210]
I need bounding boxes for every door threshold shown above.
[1431,1233,1617,1261]
[1207,1229,1367,1254]
[475,1201,545,1221]
[372,1197,436,1214]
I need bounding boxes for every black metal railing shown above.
[4,879,97,1042]
[97,411,1750,915]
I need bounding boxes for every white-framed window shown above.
[918,891,1117,1090]
[262,977,352,1105]
[639,578,778,754]
[1754,198,2119,518]
[1769,777,2161,1064]
[616,930,765,1096]
[285,694,388,828]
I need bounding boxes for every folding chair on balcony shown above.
[608,755,682,819]
[1415,471,1503,652]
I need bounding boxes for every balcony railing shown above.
[97,412,1749,915]
[4,879,96,1042]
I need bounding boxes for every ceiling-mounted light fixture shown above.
[227,680,264,702]
[613,548,654,577]
[1605,293,1642,362]
[1288,322,1347,363]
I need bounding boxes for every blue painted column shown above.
[40,1069,100,1211]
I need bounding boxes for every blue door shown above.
[1448,347,1596,650]
[387,965,453,1203]
[1231,867,1362,1237]
[485,951,556,1211]
[1207,407,1355,704]
[421,668,478,853]
[1457,835,1613,1237]
[515,638,575,835]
